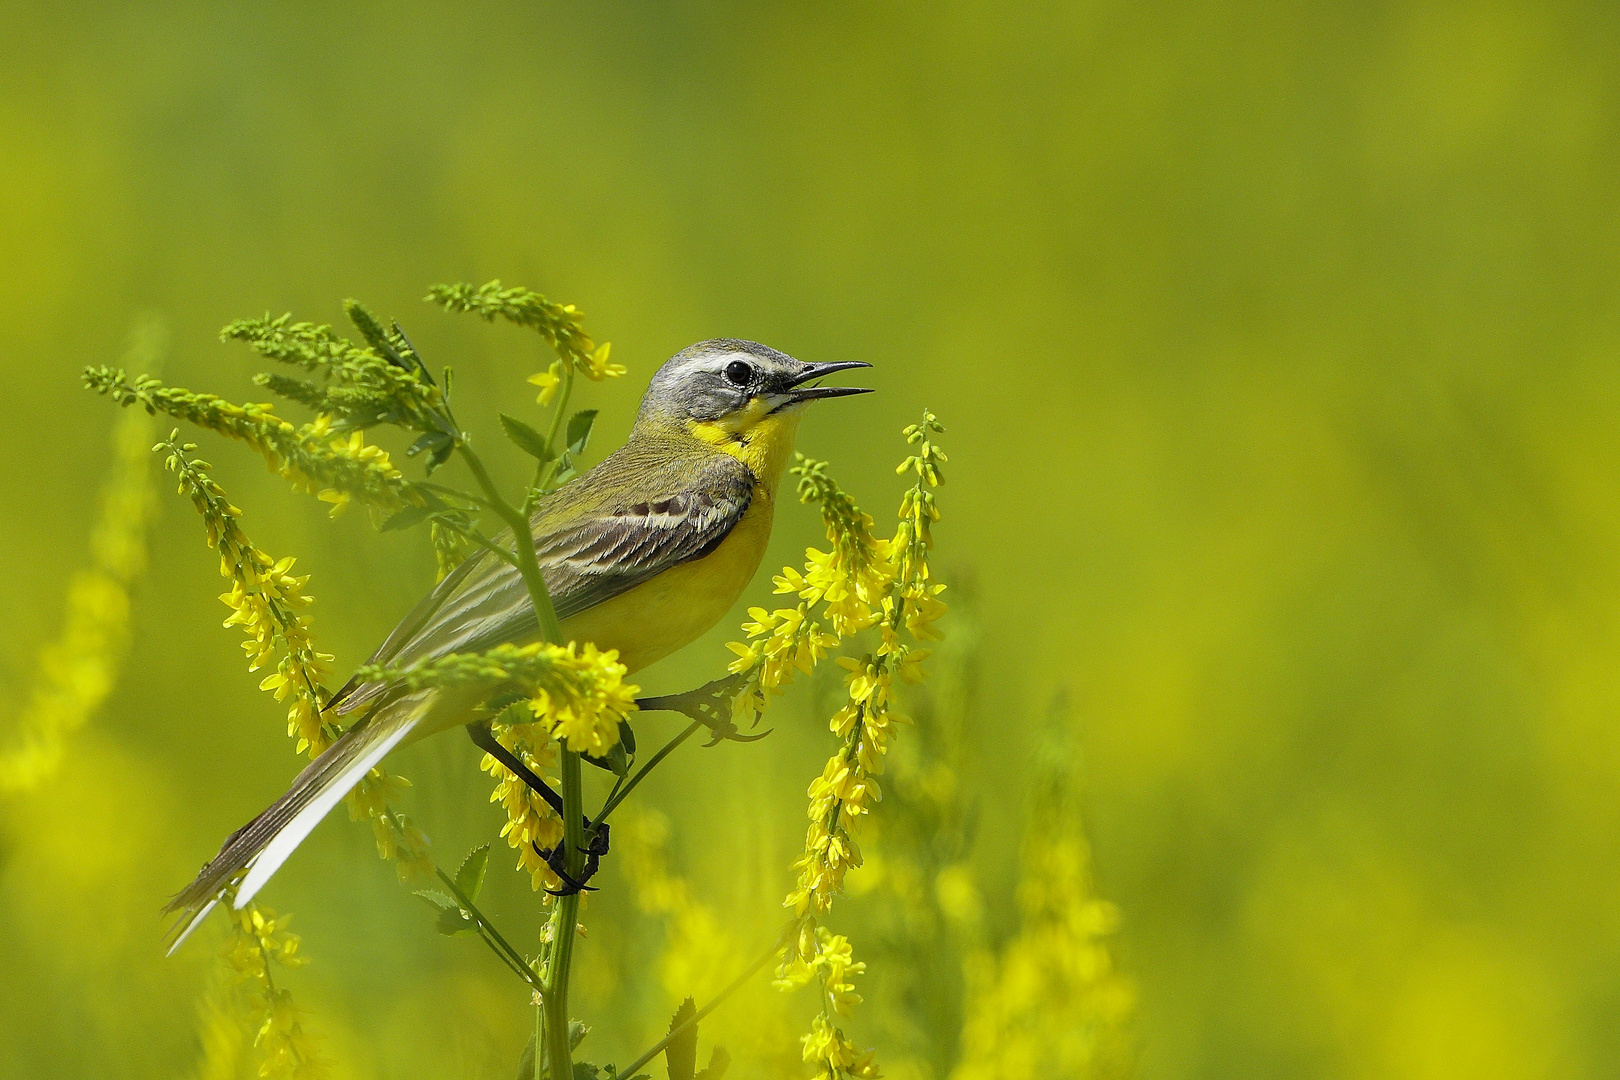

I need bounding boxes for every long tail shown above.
[163,700,421,953]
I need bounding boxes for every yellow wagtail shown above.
[166,340,870,945]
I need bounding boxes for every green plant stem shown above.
[617,934,786,1079]
[542,749,586,1080]
[534,1002,544,1080]
[545,366,576,453]
[457,444,563,642]
[455,433,579,1079]
[434,867,545,996]
[591,719,703,828]
[527,365,576,512]
[432,514,520,568]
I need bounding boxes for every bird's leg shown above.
[467,721,565,816]
[635,672,770,746]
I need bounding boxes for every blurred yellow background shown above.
[3,2,1618,1077]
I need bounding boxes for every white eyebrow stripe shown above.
[681,351,756,377]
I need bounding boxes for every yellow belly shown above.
[558,488,775,674]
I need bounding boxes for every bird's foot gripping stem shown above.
[533,822,610,896]
[635,672,770,746]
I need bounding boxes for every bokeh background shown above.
[4,1,1620,1077]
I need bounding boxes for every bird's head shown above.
[637,339,871,485]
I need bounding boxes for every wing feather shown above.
[328,446,753,716]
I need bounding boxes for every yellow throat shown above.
[687,397,807,494]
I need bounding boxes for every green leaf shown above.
[413,889,458,912]
[381,505,433,532]
[552,453,578,487]
[437,905,475,936]
[694,1047,729,1080]
[572,1065,601,1080]
[583,740,631,777]
[501,413,553,462]
[417,889,475,935]
[455,843,492,903]
[407,430,452,458]
[567,409,598,456]
[663,999,697,1080]
[344,299,404,365]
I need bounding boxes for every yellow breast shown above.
[559,398,804,674]
[558,487,776,674]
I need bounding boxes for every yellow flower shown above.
[762,414,947,1073]
[481,718,565,891]
[0,389,156,792]
[585,341,626,380]
[526,641,639,756]
[527,362,562,405]
[219,902,329,1080]
[316,488,351,517]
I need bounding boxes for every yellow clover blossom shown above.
[528,362,563,405]
[585,341,626,380]
[163,437,431,884]
[480,709,566,892]
[733,412,946,1080]
[221,901,329,1080]
[801,1014,880,1080]
[527,642,639,756]
[724,453,894,728]
[359,640,639,758]
[953,721,1135,1080]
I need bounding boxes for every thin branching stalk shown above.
[455,445,564,643]
[592,719,704,827]
[434,867,545,997]
[618,934,788,1078]
[543,749,586,1078]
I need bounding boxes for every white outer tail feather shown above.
[165,710,422,955]
[165,898,219,956]
[234,720,416,908]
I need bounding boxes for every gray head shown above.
[636,339,871,425]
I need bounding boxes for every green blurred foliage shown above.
[3,1,1619,1077]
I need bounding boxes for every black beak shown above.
[785,360,874,402]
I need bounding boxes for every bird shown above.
[164,339,871,949]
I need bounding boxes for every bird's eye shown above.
[723,360,753,387]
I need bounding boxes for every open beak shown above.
[785,360,874,402]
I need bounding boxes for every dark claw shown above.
[533,836,604,896]
[580,822,610,859]
[636,672,773,746]
[545,867,598,896]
